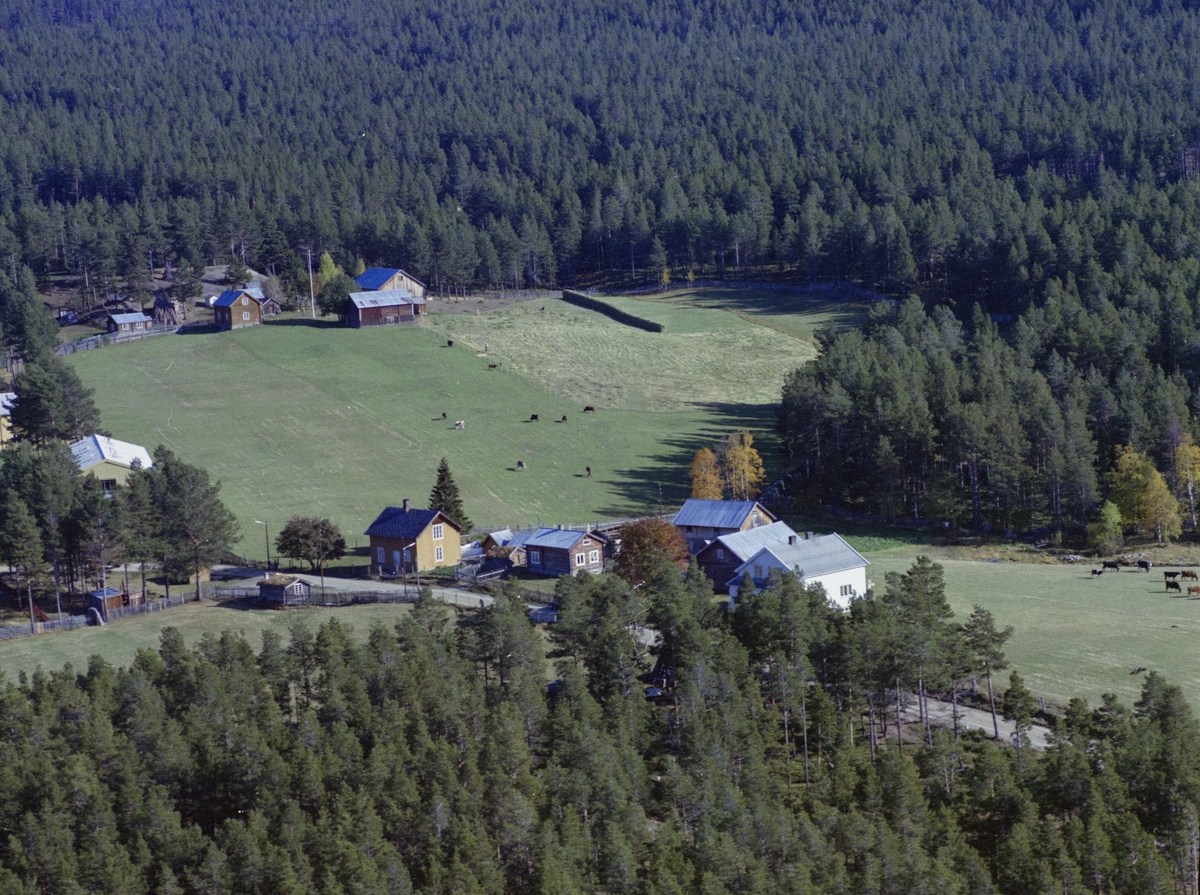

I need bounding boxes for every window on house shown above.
[840,584,855,597]
[376,547,384,563]
[588,550,599,564]
[583,539,591,546]
[242,311,250,320]
[100,479,117,493]
[530,550,541,565]
[716,548,725,560]
[432,524,443,540]
[435,546,443,562]
[575,553,585,567]
[241,296,248,305]
[754,565,763,578]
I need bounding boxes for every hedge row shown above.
[560,290,665,333]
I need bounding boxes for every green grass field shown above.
[67,292,815,551]
[0,601,416,682]
[869,554,1200,711]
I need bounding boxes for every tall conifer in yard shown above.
[429,458,471,532]
[0,492,44,627]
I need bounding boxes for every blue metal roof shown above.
[672,499,773,530]
[525,527,597,550]
[365,506,456,538]
[356,268,403,291]
[213,289,259,308]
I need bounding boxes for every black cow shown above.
[1167,579,1182,593]
[516,461,527,470]
[530,414,539,422]
[1138,560,1153,572]
[1091,568,1104,577]
[583,405,596,412]
[1165,571,1181,580]
[1102,560,1122,571]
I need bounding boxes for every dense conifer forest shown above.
[2,563,1200,895]
[5,0,1200,530]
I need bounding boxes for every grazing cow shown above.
[442,412,447,420]
[488,364,498,369]
[1167,579,1182,593]
[516,461,527,471]
[1138,560,1153,572]
[1190,586,1200,595]
[1184,570,1199,581]
[530,414,539,422]
[1091,568,1104,577]
[447,340,453,347]
[586,466,591,478]
[583,405,596,412]
[1102,560,1121,571]
[454,420,465,429]
[1131,667,1148,675]
[1165,571,1181,580]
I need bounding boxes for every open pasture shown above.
[68,293,812,551]
[642,286,873,341]
[432,295,818,411]
[869,555,1200,710]
[0,601,416,682]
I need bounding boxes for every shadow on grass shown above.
[265,318,343,329]
[176,324,222,336]
[660,285,871,332]
[594,401,781,518]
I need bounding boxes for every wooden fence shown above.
[0,614,89,640]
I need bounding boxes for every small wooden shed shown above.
[257,575,312,606]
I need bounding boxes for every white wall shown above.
[729,564,869,611]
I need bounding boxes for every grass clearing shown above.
[67,297,805,552]
[642,287,872,341]
[867,554,1200,710]
[0,601,416,682]
[433,296,816,411]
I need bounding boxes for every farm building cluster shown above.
[361,495,868,609]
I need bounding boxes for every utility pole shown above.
[255,520,271,569]
[305,247,316,319]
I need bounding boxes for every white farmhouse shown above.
[727,532,869,610]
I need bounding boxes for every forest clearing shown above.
[66,291,820,547]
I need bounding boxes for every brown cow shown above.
[1184,570,1199,581]
[1189,586,1200,596]
[1167,580,1182,593]
[583,405,596,412]
[561,414,568,422]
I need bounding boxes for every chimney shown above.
[805,531,813,540]
[788,535,797,545]
[402,499,410,512]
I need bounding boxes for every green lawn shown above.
[867,554,1200,711]
[433,295,816,411]
[0,601,416,682]
[68,294,811,552]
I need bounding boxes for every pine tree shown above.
[0,492,44,625]
[428,458,471,532]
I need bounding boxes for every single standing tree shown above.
[689,447,724,499]
[153,446,240,601]
[962,605,1013,740]
[720,431,766,500]
[0,492,44,626]
[1002,670,1037,762]
[428,458,471,532]
[120,464,164,600]
[613,517,688,586]
[275,516,346,573]
[317,272,356,319]
[1088,501,1124,555]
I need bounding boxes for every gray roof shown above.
[731,533,868,582]
[672,499,774,529]
[347,288,426,310]
[487,529,536,548]
[705,521,798,562]
[70,435,154,471]
[525,527,598,550]
[109,312,152,325]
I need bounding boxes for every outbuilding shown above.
[525,527,606,577]
[257,575,312,606]
[344,289,425,327]
[672,498,778,553]
[106,312,154,334]
[355,267,427,300]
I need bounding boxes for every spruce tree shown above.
[428,458,471,532]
